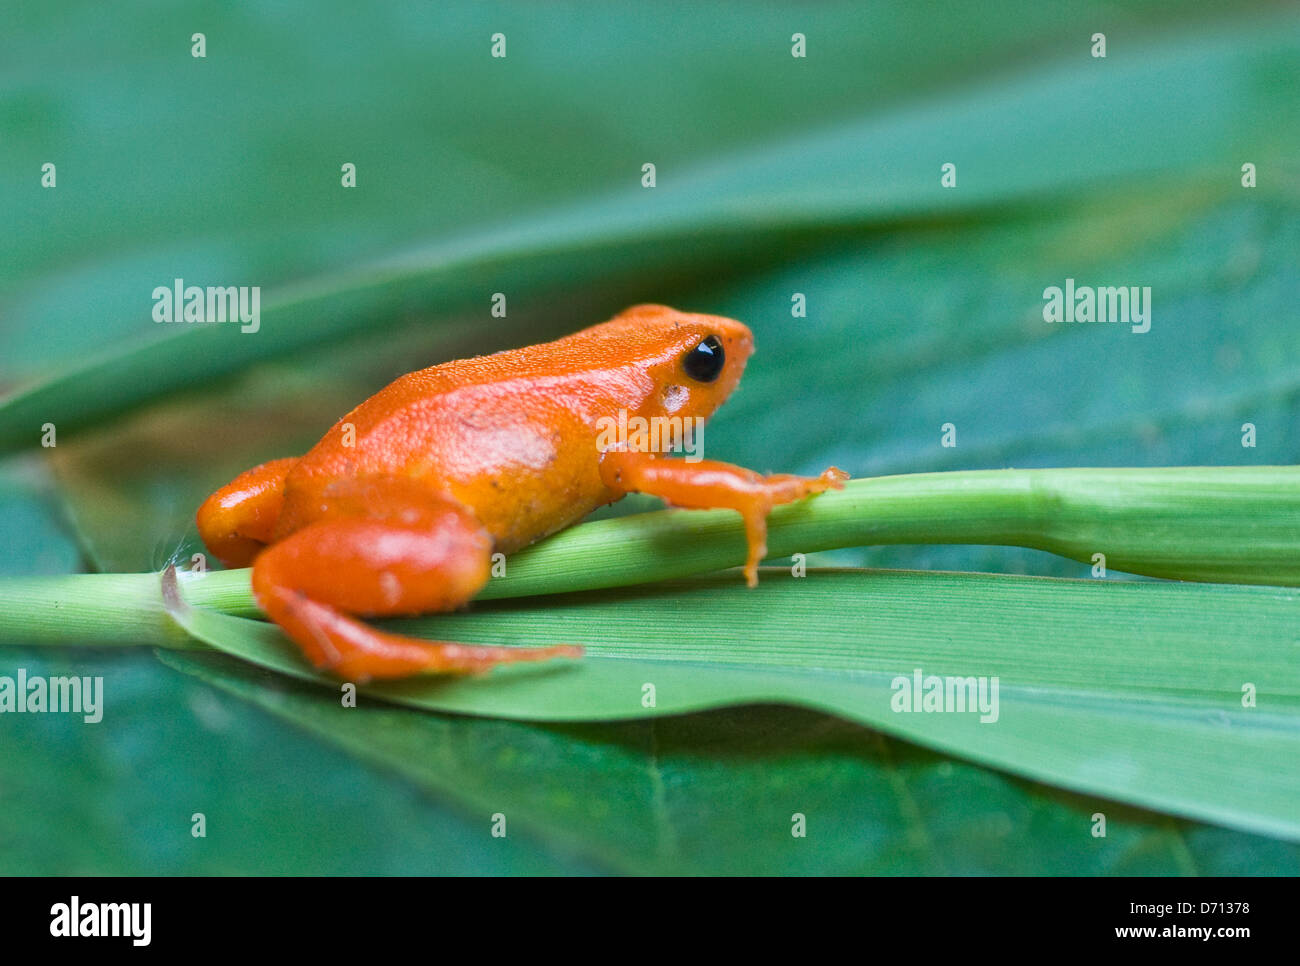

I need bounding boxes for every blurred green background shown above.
[1,1,1298,873]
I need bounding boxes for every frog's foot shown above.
[197,457,300,568]
[599,450,848,587]
[250,497,581,681]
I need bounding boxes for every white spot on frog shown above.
[473,426,557,471]
[661,384,689,414]
[379,571,402,608]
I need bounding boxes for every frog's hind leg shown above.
[197,457,300,568]
[250,484,581,681]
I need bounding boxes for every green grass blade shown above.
[460,467,1300,596]
[2,466,1298,647]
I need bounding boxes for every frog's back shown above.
[275,305,752,549]
[277,329,653,547]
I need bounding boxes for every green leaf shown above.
[157,646,1300,875]
[3,11,1295,453]
[161,567,1300,841]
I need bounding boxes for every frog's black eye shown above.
[683,335,725,383]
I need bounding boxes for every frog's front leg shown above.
[250,479,581,681]
[599,450,848,586]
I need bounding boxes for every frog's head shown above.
[599,303,755,423]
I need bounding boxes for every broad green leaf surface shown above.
[160,647,1300,876]
[161,568,1300,842]
[2,10,1296,451]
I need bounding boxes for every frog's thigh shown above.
[251,482,579,679]
[257,503,492,616]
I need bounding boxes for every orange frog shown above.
[197,304,847,680]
